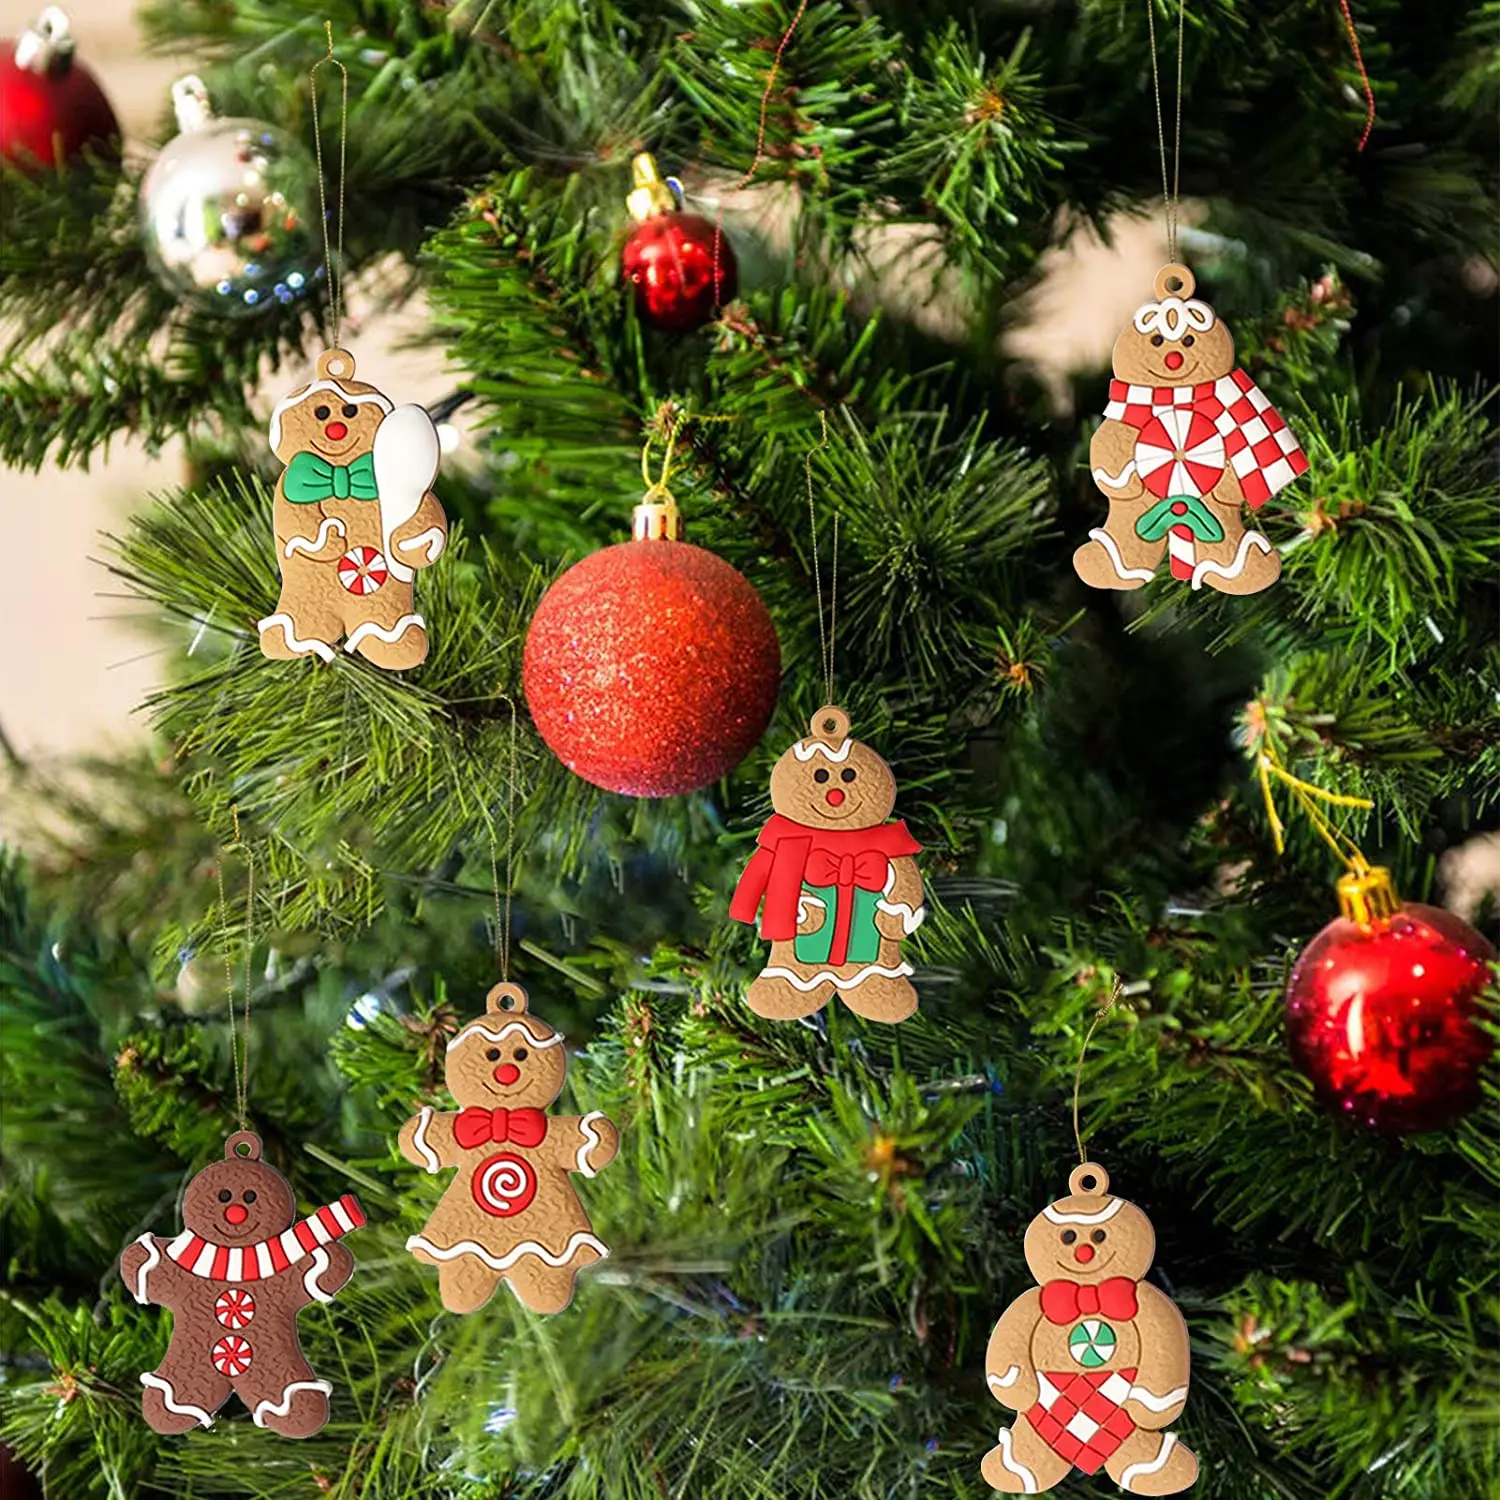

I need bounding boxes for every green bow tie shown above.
[283,450,378,504]
[1135,494,1226,544]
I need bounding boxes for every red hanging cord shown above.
[1337,0,1377,152]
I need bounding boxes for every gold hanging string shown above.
[804,411,838,705]
[638,403,736,505]
[213,806,255,1130]
[1073,978,1122,1165]
[1145,0,1187,263]
[497,701,520,981]
[1253,725,1373,873]
[309,21,349,348]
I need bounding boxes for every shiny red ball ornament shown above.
[523,493,779,797]
[0,8,119,172]
[1285,866,1495,1134]
[620,153,737,333]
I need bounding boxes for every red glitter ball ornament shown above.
[523,493,779,797]
[1285,866,1495,1134]
[620,153,737,333]
[0,8,119,172]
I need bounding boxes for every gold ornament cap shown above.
[15,7,75,74]
[627,153,681,222]
[632,489,684,541]
[1336,865,1401,927]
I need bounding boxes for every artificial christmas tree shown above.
[2,3,1496,1499]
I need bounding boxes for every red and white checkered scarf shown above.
[1103,369,1308,508]
[165,1194,365,1282]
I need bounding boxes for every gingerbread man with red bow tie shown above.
[982,1164,1197,1495]
[398,984,618,1314]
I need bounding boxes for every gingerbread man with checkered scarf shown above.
[982,1164,1197,1495]
[1075,264,1307,596]
[119,1132,364,1437]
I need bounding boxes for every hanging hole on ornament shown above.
[1069,1162,1109,1197]
[811,705,850,743]
[1153,264,1195,301]
[486,982,528,1015]
[225,1131,262,1161]
[318,348,356,382]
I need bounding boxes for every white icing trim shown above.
[411,1104,441,1172]
[1042,1197,1124,1226]
[1084,528,1157,584]
[255,1242,275,1278]
[251,1379,333,1427]
[758,962,913,991]
[140,1372,214,1428]
[1120,1432,1178,1489]
[796,893,827,926]
[1128,1383,1188,1413]
[343,613,425,654]
[405,1230,608,1272]
[446,1021,565,1053]
[129,1234,160,1304]
[1092,460,1139,490]
[283,516,346,558]
[1189,529,1274,591]
[875,899,925,934]
[396,525,445,561]
[987,1365,1021,1391]
[991,1429,1038,1493]
[575,1111,606,1177]
[303,1247,334,1304]
[268,380,391,451]
[258,613,336,662]
[224,1247,243,1281]
[1132,297,1215,341]
[790,737,852,762]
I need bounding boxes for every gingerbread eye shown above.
[840,768,856,782]
[1091,1229,1106,1243]
[314,404,331,419]
[1182,335,1195,347]
[813,768,830,783]
[1150,335,1164,348]
[486,1048,501,1061]
[514,1048,528,1061]
[218,1189,232,1202]
[341,403,358,418]
[1061,1229,1077,1245]
[244,1191,258,1204]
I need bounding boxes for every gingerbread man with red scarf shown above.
[730,706,924,1024]
[398,983,618,1314]
[983,1164,1197,1494]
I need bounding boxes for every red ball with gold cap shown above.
[0,7,118,171]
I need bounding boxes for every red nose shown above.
[494,1063,520,1085]
[1074,1243,1095,1264]
[1163,351,1184,371]
[825,788,846,806]
[223,1204,248,1225]
[324,421,348,440]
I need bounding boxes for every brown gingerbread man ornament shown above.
[119,1131,364,1437]
[258,348,448,670]
[1075,264,1307,596]
[398,983,619,1314]
[729,706,925,1024]
[982,1163,1197,1495]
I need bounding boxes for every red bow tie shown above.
[1039,1276,1138,1325]
[806,848,888,891]
[454,1106,548,1150]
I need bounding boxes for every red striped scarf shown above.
[165,1193,365,1281]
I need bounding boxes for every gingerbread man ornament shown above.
[1074,264,1307,596]
[258,348,448,670]
[729,706,925,1023]
[982,1163,1197,1494]
[119,1131,364,1437]
[398,983,619,1314]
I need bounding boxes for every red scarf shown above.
[1039,1276,1138,1324]
[454,1106,548,1150]
[730,813,921,965]
[165,1194,364,1281]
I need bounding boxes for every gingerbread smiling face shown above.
[268,367,390,468]
[444,1004,568,1112]
[1110,276,1235,390]
[1022,1165,1156,1288]
[180,1154,296,1246]
[767,708,897,831]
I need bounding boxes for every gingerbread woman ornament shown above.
[258,348,448,670]
[1074,264,1307,596]
[982,1163,1197,1494]
[398,983,619,1314]
[119,1131,364,1437]
[729,706,925,1023]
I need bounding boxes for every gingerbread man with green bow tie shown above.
[258,348,448,672]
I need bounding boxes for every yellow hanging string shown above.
[804,411,838,706]
[638,403,735,506]
[309,21,349,349]
[1073,978,1122,1165]
[1252,715,1373,872]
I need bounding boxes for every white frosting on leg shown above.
[1121,1432,1178,1490]
[758,961,913,992]
[251,1378,333,1427]
[1085,528,1157,584]
[257,613,336,662]
[991,1428,1038,1492]
[1190,529,1273,590]
[344,613,424,653]
[140,1372,214,1428]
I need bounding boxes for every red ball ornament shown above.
[1285,866,1495,1134]
[524,493,780,797]
[0,8,119,172]
[620,153,737,333]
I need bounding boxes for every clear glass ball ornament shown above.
[139,75,322,316]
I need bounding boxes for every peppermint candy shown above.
[213,1287,255,1329]
[337,546,388,595]
[211,1334,254,1376]
[470,1151,537,1218]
